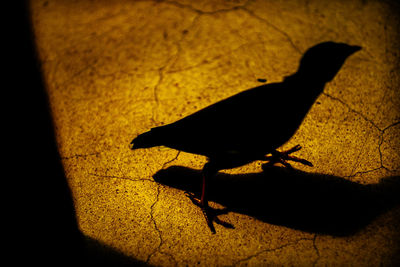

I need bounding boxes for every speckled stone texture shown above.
[31,0,399,265]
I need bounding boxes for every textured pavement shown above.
[31,0,399,265]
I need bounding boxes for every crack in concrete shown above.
[166,40,269,75]
[377,121,400,171]
[86,151,180,264]
[88,173,155,183]
[381,120,400,132]
[164,0,251,15]
[240,7,302,55]
[86,152,180,264]
[162,151,181,168]
[345,167,386,179]
[322,92,400,176]
[164,0,303,56]
[164,13,202,73]
[322,92,380,177]
[312,234,320,267]
[61,152,101,160]
[145,183,179,266]
[87,151,180,184]
[234,237,315,264]
[146,182,162,263]
[55,58,100,89]
[322,92,380,131]
[145,151,180,264]
[150,11,200,125]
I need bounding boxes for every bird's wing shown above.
[150,83,284,156]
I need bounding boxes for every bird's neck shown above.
[285,71,325,83]
[284,72,326,89]
[284,72,326,99]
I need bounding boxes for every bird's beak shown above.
[349,45,362,54]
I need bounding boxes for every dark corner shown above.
[8,1,145,266]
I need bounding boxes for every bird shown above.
[130,42,361,233]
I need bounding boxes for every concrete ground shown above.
[31,0,400,265]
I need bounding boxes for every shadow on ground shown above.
[84,236,149,266]
[154,165,400,236]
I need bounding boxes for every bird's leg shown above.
[186,162,214,207]
[263,144,313,168]
[186,162,234,233]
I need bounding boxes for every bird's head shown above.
[296,42,361,83]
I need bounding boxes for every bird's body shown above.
[132,78,322,169]
[131,42,361,233]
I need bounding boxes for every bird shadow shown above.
[153,165,400,236]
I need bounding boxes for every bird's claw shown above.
[185,192,234,234]
[263,144,313,169]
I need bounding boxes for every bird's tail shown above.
[130,129,161,149]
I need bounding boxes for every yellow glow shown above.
[31,0,399,265]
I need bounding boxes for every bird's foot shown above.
[185,192,234,234]
[263,144,313,169]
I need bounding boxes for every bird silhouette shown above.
[130,42,361,233]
